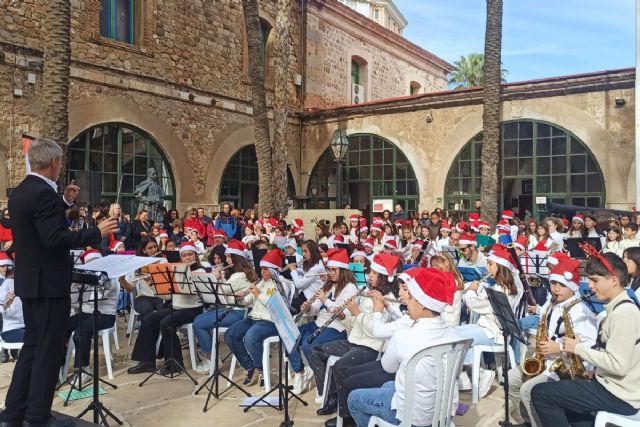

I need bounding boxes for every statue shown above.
[135,167,164,222]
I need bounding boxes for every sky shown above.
[396,0,636,83]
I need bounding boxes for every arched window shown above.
[68,123,175,217]
[308,134,419,216]
[219,145,295,209]
[444,120,605,216]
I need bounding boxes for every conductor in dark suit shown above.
[0,139,117,427]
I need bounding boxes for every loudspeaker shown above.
[73,171,102,207]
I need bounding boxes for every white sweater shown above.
[290,261,325,299]
[308,282,359,333]
[463,281,521,344]
[343,293,399,352]
[0,279,24,333]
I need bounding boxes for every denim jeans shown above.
[224,318,278,371]
[348,381,402,427]
[511,315,539,363]
[1,328,25,343]
[193,309,245,355]
[455,323,499,364]
[288,323,346,373]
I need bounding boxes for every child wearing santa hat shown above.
[507,258,596,427]
[0,253,23,360]
[310,253,402,423]
[456,249,524,397]
[224,249,294,387]
[347,268,461,427]
[286,240,326,314]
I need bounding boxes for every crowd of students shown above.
[0,202,639,427]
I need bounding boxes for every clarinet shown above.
[306,285,369,344]
[293,276,331,323]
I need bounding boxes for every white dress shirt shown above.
[0,279,24,333]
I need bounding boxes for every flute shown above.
[360,294,402,304]
[306,285,369,344]
[293,277,332,322]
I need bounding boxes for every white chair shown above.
[178,322,197,370]
[471,344,516,404]
[126,290,140,346]
[0,336,23,357]
[319,355,341,407]
[60,325,118,381]
[594,410,640,427]
[368,338,472,427]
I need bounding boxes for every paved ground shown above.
[0,317,508,426]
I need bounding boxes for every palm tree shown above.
[271,0,292,215]
[41,0,71,145]
[242,0,274,213]
[448,53,507,89]
[480,0,504,224]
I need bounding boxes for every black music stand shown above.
[243,292,308,427]
[485,288,528,427]
[139,263,198,387]
[67,271,122,426]
[192,274,252,412]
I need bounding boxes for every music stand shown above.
[485,288,528,427]
[243,292,308,427]
[192,273,252,412]
[67,271,122,426]
[139,263,198,387]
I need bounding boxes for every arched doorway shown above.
[219,145,295,209]
[68,123,176,218]
[444,120,605,217]
[307,134,419,216]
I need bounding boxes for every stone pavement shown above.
[0,317,508,426]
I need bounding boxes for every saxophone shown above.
[549,298,589,380]
[521,302,552,380]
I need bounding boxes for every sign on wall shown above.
[372,199,393,212]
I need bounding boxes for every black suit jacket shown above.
[8,175,102,299]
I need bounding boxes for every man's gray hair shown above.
[28,138,63,171]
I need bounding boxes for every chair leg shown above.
[101,332,114,380]
[60,334,75,383]
[112,323,120,350]
[127,313,137,346]
[472,349,481,404]
[187,324,197,370]
[262,341,271,391]
[227,355,237,387]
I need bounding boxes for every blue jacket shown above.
[215,214,237,239]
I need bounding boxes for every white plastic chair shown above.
[178,323,197,370]
[60,326,118,381]
[368,338,472,427]
[0,336,23,356]
[319,355,341,407]
[471,344,516,404]
[594,410,640,427]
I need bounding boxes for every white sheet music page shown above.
[75,255,160,279]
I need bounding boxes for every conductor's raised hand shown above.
[63,180,80,204]
[98,217,118,237]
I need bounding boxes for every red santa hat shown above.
[213,229,227,240]
[292,219,304,229]
[412,240,425,250]
[469,213,481,222]
[394,220,403,228]
[371,253,399,281]
[478,221,491,230]
[490,243,508,253]
[326,248,350,269]
[398,266,423,284]
[497,220,511,234]
[225,239,247,258]
[370,220,383,232]
[285,239,298,250]
[0,252,12,267]
[362,238,375,249]
[440,221,451,232]
[179,242,198,254]
[459,233,477,246]
[159,231,169,239]
[571,214,585,224]
[549,259,581,292]
[512,236,528,252]
[488,249,517,272]
[260,248,285,270]
[502,210,514,220]
[547,252,570,266]
[470,220,480,233]
[455,221,468,233]
[350,250,367,259]
[358,226,369,234]
[334,235,345,244]
[406,268,457,313]
[110,241,125,253]
[292,228,305,237]
[80,249,102,264]
[268,218,279,228]
[349,214,360,223]
[383,239,398,250]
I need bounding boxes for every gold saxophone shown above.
[521,302,552,380]
[549,298,589,380]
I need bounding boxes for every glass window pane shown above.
[89,152,102,170]
[407,181,417,195]
[395,181,406,196]
[460,161,471,177]
[472,178,481,194]
[519,122,533,138]
[373,182,383,196]
[587,197,600,208]
[348,150,358,165]
[571,137,586,154]
[504,159,518,176]
[537,138,551,156]
[384,181,393,195]
[69,150,85,170]
[134,156,146,174]
[372,165,382,179]
[360,137,370,150]
[552,157,566,174]
[552,126,566,137]
[460,145,472,160]
[504,140,517,158]
[383,148,393,164]
[537,157,550,175]
[383,165,393,180]
[446,178,459,194]
[586,156,598,173]
[103,173,118,193]
[519,158,533,175]
[536,176,550,193]
[570,155,586,173]
[104,153,118,173]
[122,175,134,193]
[396,164,407,179]
[519,139,533,157]
[570,175,586,192]
[552,175,566,193]
[360,166,370,180]
[372,150,382,164]
[121,155,132,173]
[552,137,566,155]
[572,197,586,207]
[587,174,602,192]
[503,123,518,139]
[134,136,146,155]
[538,124,551,137]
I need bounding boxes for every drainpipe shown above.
[635,0,640,210]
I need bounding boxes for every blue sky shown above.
[396,0,635,82]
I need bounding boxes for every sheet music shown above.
[191,273,225,304]
[75,254,160,279]
[266,292,300,354]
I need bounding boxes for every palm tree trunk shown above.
[271,0,292,216]
[480,0,503,223]
[41,0,71,145]
[242,0,274,213]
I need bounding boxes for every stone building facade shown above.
[0,0,451,213]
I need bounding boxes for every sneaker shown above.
[243,368,257,386]
[291,372,304,394]
[195,359,211,373]
[300,367,313,393]
[315,393,324,405]
[478,368,496,398]
[458,371,472,391]
[80,371,93,386]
